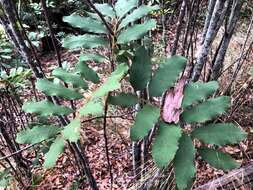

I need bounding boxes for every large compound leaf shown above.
[44,137,65,168]
[63,15,108,34]
[62,35,108,49]
[16,125,60,144]
[198,148,240,171]
[52,68,88,89]
[129,46,152,91]
[130,105,160,141]
[119,5,160,29]
[181,96,230,123]
[94,3,115,18]
[36,79,83,100]
[152,123,182,168]
[182,81,219,108]
[79,99,104,116]
[114,0,138,19]
[149,56,187,97]
[76,56,100,84]
[22,100,73,116]
[62,119,81,143]
[108,93,138,107]
[192,123,247,146]
[92,63,129,98]
[117,19,156,44]
[78,53,107,63]
[174,133,196,190]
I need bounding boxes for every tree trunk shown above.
[191,0,228,81]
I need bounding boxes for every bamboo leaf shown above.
[92,63,128,98]
[152,123,182,168]
[94,3,115,18]
[117,19,156,44]
[192,123,247,146]
[108,93,138,107]
[62,35,108,49]
[22,100,73,116]
[130,105,160,141]
[129,46,152,90]
[16,125,60,144]
[36,79,83,100]
[44,137,65,168]
[182,81,219,108]
[52,68,88,89]
[174,133,196,190]
[63,15,108,34]
[62,119,81,143]
[119,5,160,29]
[79,99,104,116]
[149,56,187,97]
[114,0,138,19]
[198,148,240,171]
[181,96,230,123]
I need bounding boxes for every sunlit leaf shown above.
[22,100,73,116]
[44,137,65,168]
[16,125,60,144]
[52,68,88,89]
[36,79,83,100]
[117,19,156,44]
[63,15,108,34]
[62,35,108,49]
[62,119,81,143]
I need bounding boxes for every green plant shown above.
[14,1,247,189]
[129,51,247,190]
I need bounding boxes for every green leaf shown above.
[62,119,81,143]
[44,137,65,168]
[174,133,196,190]
[92,63,129,98]
[36,79,83,100]
[62,35,108,49]
[63,15,108,34]
[22,100,73,116]
[94,3,115,18]
[52,68,88,89]
[130,105,160,141]
[79,99,104,116]
[117,19,156,44]
[76,58,100,84]
[192,123,247,146]
[114,0,138,19]
[181,96,230,123]
[152,123,182,168]
[249,67,253,77]
[78,53,107,63]
[108,93,138,107]
[198,148,240,171]
[182,81,219,108]
[16,125,60,144]
[0,169,10,187]
[149,56,187,97]
[129,46,152,90]
[119,5,160,29]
